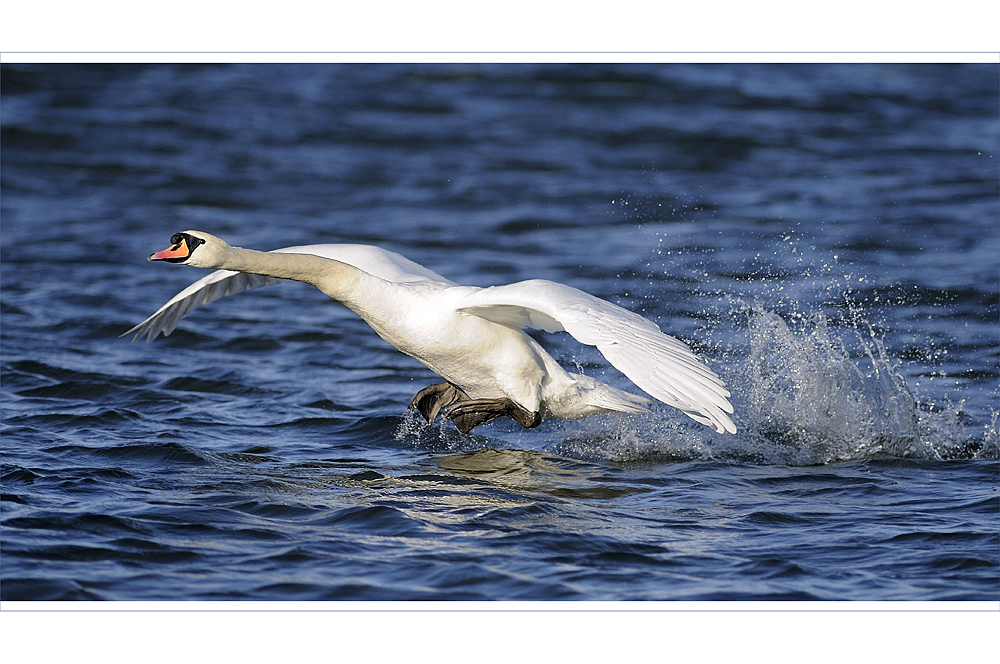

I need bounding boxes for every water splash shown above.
[395,297,996,466]
[393,409,498,454]
[549,287,996,466]
[735,305,927,463]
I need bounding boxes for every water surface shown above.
[2,63,997,601]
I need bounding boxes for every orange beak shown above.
[148,238,190,262]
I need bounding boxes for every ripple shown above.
[1,466,41,483]
[229,500,323,520]
[5,512,145,536]
[927,555,998,572]
[882,530,997,545]
[1,577,102,601]
[161,375,278,397]
[44,441,209,466]
[744,557,812,579]
[7,409,141,427]
[317,504,429,537]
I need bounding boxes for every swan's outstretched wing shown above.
[124,269,280,343]
[452,279,736,434]
[124,244,455,343]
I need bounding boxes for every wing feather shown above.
[123,270,279,343]
[455,279,736,433]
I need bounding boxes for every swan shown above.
[124,231,736,434]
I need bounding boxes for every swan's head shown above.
[148,231,230,269]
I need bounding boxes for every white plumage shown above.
[126,231,736,434]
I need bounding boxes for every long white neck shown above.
[219,246,363,302]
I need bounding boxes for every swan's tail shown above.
[575,375,737,432]
[573,373,650,415]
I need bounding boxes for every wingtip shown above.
[687,407,737,434]
[707,408,737,434]
[120,323,158,344]
[119,325,143,344]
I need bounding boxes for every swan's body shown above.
[126,231,736,434]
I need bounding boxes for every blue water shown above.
[1,63,997,602]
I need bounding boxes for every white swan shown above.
[125,231,736,434]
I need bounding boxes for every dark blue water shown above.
[2,63,997,602]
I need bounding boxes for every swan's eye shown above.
[148,234,194,263]
[183,234,206,253]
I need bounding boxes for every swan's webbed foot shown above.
[441,398,542,434]
[409,382,470,425]
[409,383,541,434]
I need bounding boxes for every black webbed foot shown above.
[409,382,470,424]
[441,398,542,434]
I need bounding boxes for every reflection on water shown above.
[437,448,579,479]
[434,448,655,500]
